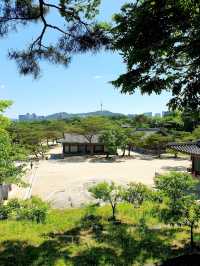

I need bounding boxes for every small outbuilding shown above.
[169,140,200,176]
[58,133,106,156]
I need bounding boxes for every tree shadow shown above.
[89,156,124,163]
[72,246,119,266]
[161,253,200,266]
[45,226,82,244]
[0,239,71,266]
[49,156,88,163]
[91,223,185,266]
[0,215,192,266]
[161,165,188,171]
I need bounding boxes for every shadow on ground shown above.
[161,254,200,266]
[161,165,188,171]
[0,239,70,266]
[0,212,193,266]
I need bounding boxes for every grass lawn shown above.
[0,202,195,266]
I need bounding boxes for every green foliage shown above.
[9,121,54,158]
[192,126,200,139]
[155,172,200,249]
[4,197,49,223]
[123,182,152,208]
[0,199,198,265]
[127,131,144,152]
[0,0,109,78]
[144,133,173,157]
[89,182,122,220]
[0,100,12,130]
[100,126,129,157]
[155,172,197,202]
[100,128,118,157]
[0,205,9,220]
[76,116,110,140]
[17,197,49,223]
[0,100,26,187]
[111,0,200,112]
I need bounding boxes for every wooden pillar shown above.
[192,156,194,173]
[62,144,65,155]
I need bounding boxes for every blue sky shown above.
[0,0,171,118]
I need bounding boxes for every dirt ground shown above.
[10,145,190,208]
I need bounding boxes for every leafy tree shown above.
[127,131,144,156]
[99,125,129,158]
[192,126,200,140]
[17,196,49,223]
[9,122,48,159]
[181,111,200,131]
[89,181,122,220]
[123,182,151,208]
[133,114,152,128]
[111,0,200,112]
[3,197,49,223]
[0,101,26,187]
[115,127,129,157]
[0,0,110,78]
[144,133,172,158]
[182,199,200,251]
[155,172,197,204]
[155,172,199,250]
[0,100,13,129]
[161,112,184,131]
[100,128,118,158]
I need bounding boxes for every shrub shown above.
[0,204,9,220]
[2,197,49,223]
[89,182,123,221]
[17,197,49,223]
[123,183,152,208]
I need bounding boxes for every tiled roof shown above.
[57,133,101,144]
[168,141,200,156]
[136,128,168,136]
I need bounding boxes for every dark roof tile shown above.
[57,133,101,144]
[168,141,200,156]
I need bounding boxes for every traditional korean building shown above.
[169,140,200,176]
[58,133,106,155]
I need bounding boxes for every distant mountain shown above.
[45,110,125,120]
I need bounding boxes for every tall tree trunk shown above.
[190,224,194,252]
[122,148,125,157]
[128,146,131,156]
[111,204,116,220]
[90,143,94,156]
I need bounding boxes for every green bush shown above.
[123,182,152,208]
[0,204,9,220]
[1,197,49,223]
[17,197,49,223]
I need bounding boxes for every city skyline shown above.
[18,109,171,121]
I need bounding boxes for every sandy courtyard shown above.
[11,146,190,208]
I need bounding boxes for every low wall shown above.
[132,147,165,155]
[0,185,11,202]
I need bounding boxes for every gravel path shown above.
[10,145,190,208]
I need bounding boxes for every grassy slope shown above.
[0,203,192,266]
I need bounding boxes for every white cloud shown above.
[93,75,103,79]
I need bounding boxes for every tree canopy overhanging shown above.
[0,0,110,78]
[111,0,200,112]
[1,0,200,112]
